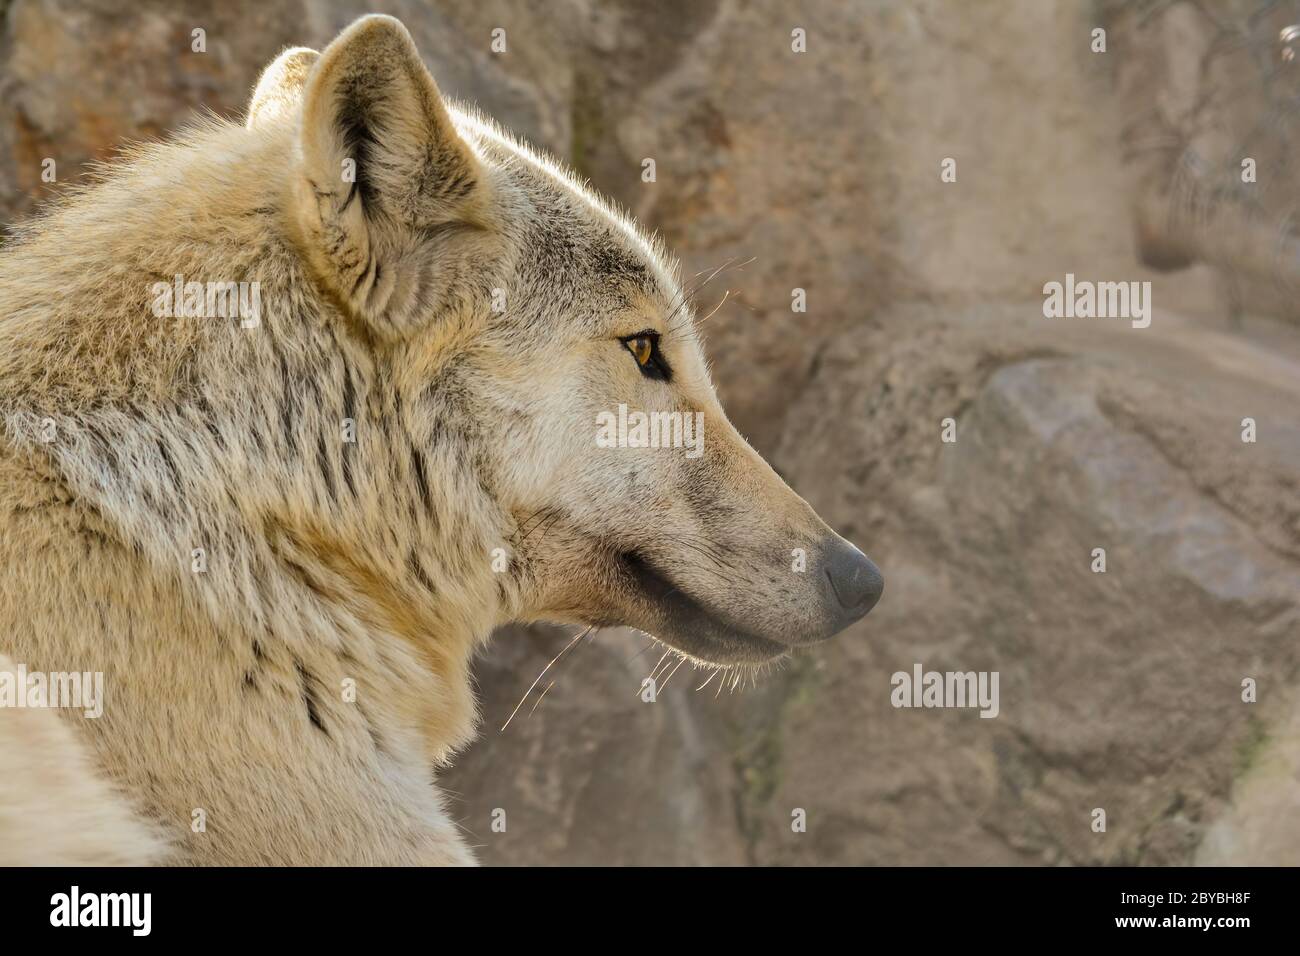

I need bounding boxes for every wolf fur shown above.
[0,16,879,865]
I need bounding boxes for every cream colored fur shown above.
[0,16,867,865]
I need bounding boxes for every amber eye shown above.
[619,330,670,381]
[627,335,654,367]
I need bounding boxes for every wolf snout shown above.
[822,537,884,626]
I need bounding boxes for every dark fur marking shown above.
[531,227,578,274]
[334,79,379,211]
[591,239,652,292]
[155,437,182,492]
[410,445,431,510]
[437,169,475,203]
[408,551,436,594]
[340,365,358,497]
[354,699,387,756]
[341,362,357,423]
[295,660,329,737]
[316,433,338,506]
[350,250,376,298]
[277,353,299,457]
[341,179,360,212]
[281,555,331,605]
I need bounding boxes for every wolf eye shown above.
[628,336,653,366]
[620,331,670,381]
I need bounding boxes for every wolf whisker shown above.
[695,667,721,692]
[626,636,659,664]
[658,655,687,691]
[527,679,556,718]
[697,288,733,326]
[501,625,591,732]
[647,650,673,684]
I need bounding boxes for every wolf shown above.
[0,15,882,865]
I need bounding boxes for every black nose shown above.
[823,538,884,620]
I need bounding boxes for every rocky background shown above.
[1,0,1297,865]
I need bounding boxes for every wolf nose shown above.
[823,538,884,619]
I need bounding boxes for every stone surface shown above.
[443,624,747,866]
[758,303,1300,865]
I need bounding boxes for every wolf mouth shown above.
[616,550,788,665]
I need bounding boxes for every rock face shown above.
[2,0,1297,865]
[1106,0,1300,320]
[761,305,1300,865]
[443,624,748,866]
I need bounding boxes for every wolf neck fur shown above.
[2,250,511,761]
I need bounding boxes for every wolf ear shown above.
[294,15,486,339]
[246,47,319,129]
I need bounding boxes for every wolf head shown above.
[2,15,879,686]
[263,15,882,667]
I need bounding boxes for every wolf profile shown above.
[0,16,881,865]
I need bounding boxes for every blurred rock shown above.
[1196,691,1300,866]
[443,624,747,866]
[1105,0,1300,323]
[761,303,1300,864]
